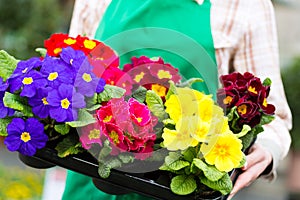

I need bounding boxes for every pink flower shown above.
[128,98,151,126]
[79,122,103,150]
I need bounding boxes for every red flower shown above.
[128,98,151,126]
[79,122,103,150]
[44,33,76,56]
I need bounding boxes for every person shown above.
[64,0,292,199]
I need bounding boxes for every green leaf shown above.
[235,125,251,138]
[145,90,167,120]
[54,124,70,135]
[3,92,33,117]
[192,158,225,181]
[165,81,177,100]
[98,161,111,178]
[200,173,232,195]
[237,153,247,168]
[182,147,197,163]
[118,154,135,164]
[66,109,96,127]
[260,114,275,125]
[55,135,84,158]
[97,85,125,102]
[35,48,47,57]
[132,86,147,103]
[0,50,18,81]
[0,118,12,136]
[165,152,190,171]
[170,175,197,195]
[262,77,272,86]
[85,104,101,112]
[98,140,112,160]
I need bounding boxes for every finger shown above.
[229,161,267,198]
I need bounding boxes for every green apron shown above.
[63,0,217,199]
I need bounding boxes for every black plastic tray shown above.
[19,146,226,200]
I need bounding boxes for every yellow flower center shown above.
[136,117,142,123]
[48,72,58,81]
[263,98,268,107]
[83,39,96,49]
[134,72,145,83]
[61,98,71,109]
[88,129,101,140]
[103,115,112,123]
[82,73,92,83]
[215,144,229,156]
[157,70,172,79]
[64,38,76,45]
[109,131,119,144]
[22,77,33,85]
[54,47,62,55]
[21,132,31,142]
[152,84,167,97]
[223,96,233,105]
[42,97,49,105]
[237,104,247,115]
[248,86,258,94]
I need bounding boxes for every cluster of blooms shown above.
[217,72,275,130]
[0,33,276,197]
[2,33,114,156]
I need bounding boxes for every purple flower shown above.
[28,88,51,119]
[4,118,48,156]
[0,92,14,118]
[10,70,47,97]
[60,47,86,72]
[41,57,74,88]
[0,77,9,92]
[47,84,86,122]
[8,58,44,94]
[74,61,100,97]
[10,57,42,79]
[96,78,106,93]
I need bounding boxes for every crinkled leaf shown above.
[85,104,101,112]
[182,147,197,163]
[85,94,98,108]
[54,124,70,135]
[66,109,96,127]
[146,90,167,120]
[235,125,251,138]
[200,173,232,195]
[192,158,225,181]
[0,118,12,136]
[0,50,18,81]
[3,92,33,117]
[165,152,190,171]
[55,135,83,158]
[132,86,147,103]
[97,85,125,102]
[98,161,111,178]
[170,175,197,195]
[260,114,275,125]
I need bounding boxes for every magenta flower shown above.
[79,122,103,150]
[128,98,151,126]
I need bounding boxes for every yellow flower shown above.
[200,132,244,172]
[162,117,199,150]
[165,87,210,123]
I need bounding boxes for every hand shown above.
[227,144,273,200]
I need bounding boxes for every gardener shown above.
[63,0,292,199]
